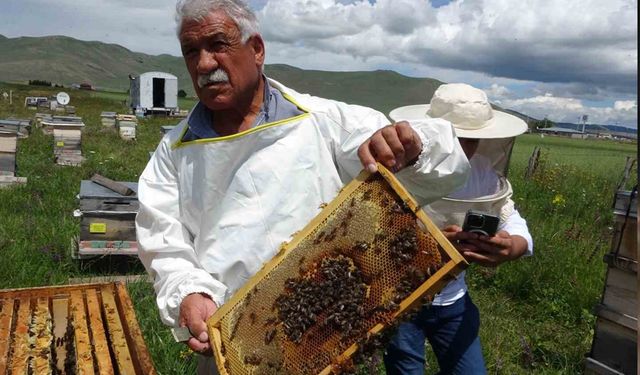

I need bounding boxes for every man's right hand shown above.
[179,292,218,355]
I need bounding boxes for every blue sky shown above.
[0,0,637,127]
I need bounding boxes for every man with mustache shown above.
[135,0,470,372]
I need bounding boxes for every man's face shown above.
[179,11,264,111]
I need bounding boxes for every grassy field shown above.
[0,82,636,374]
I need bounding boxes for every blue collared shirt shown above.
[182,76,303,141]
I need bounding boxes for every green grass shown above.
[0,82,636,374]
[461,134,636,374]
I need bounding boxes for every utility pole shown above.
[9,90,12,105]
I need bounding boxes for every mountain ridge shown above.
[0,34,445,116]
[1,34,634,135]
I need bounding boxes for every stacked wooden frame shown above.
[586,189,638,374]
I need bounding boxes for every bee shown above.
[244,354,262,365]
[265,328,277,345]
[363,190,373,201]
[354,241,369,252]
[263,317,277,326]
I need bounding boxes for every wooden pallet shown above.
[0,282,156,374]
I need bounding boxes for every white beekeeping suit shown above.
[136,79,470,326]
[390,83,533,306]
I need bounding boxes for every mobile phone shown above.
[462,210,500,237]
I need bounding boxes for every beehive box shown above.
[610,190,637,261]
[116,115,138,141]
[0,130,17,176]
[600,264,637,318]
[41,116,85,136]
[53,128,83,167]
[0,119,31,139]
[77,180,139,257]
[207,165,467,375]
[0,130,27,188]
[586,188,637,375]
[0,282,156,374]
[100,112,117,128]
[589,304,637,375]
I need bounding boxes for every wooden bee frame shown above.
[206,164,468,374]
[0,282,156,374]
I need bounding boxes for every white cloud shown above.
[499,94,637,126]
[485,83,511,100]
[257,0,637,96]
[0,0,636,125]
[614,100,637,111]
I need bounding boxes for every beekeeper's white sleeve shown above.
[136,139,228,326]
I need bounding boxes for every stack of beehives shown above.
[100,111,117,128]
[586,188,638,374]
[0,130,27,188]
[44,116,85,166]
[75,179,139,257]
[0,118,31,139]
[0,282,156,374]
[116,114,138,140]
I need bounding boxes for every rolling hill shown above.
[4,34,632,136]
[0,34,443,116]
[0,35,192,93]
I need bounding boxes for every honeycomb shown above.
[207,165,467,374]
[0,282,156,375]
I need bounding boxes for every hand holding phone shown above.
[462,210,500,237]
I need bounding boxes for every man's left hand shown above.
[358,121,422,173]
[442,225,528,267]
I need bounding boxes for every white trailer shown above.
[129,72,178,115]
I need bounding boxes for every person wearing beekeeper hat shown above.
[135,0,470,372]
[385,83,533,374]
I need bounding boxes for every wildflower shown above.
[552,194,566,206]
[179,348,193,360]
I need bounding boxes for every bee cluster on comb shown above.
[208,166,467,375]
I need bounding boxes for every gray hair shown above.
[175,0,259,42]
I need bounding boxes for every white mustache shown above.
[197,70,229,88]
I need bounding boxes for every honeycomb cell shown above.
[208,166,467,375]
